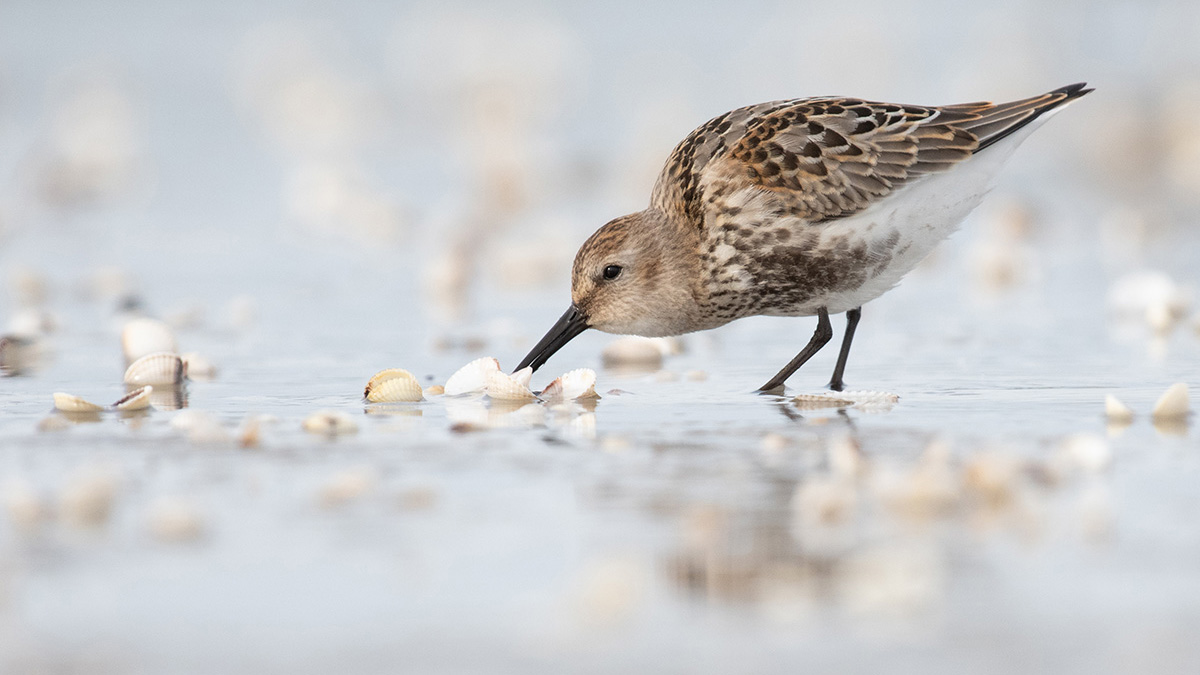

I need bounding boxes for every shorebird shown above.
[517,83,1092,392]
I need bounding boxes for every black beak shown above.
[515,304,590,373]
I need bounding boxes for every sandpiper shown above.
[517,83,1092,392]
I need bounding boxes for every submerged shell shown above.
[1152,382,1190,420]
[444,357,501,396]
[113,385,153,411]
[793,391,899,411]
[485,367,537,401]
[1104,394,1134,423]
[364,368,424,402]
[302,410,359,436]
[53,392,105,412]
[123,352,185,386]
[540,368,600,402]
[121,318,178,363]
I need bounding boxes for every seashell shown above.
[485,367,537,401]
[600,337,664,370]
[123,351,185,386]
[1104,394,1134,423]
[540,368,600,402]
[1,335,37,376]
[59,467,119,528]
[53,392,105,413]
[170,410,231,443]
[318,468,376,507]
[112,385,153,411]
[444,357,501,396]
[121,318,178,363]
[1059,433,1112,473]
[793,390,898,411]
[147,498,205,542]
[425,385,445,396]
[1152,382,1190,420]
[181,352,217,380]
[364,368,423,402]
[302,410,358,436]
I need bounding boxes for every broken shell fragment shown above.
[123,351,185,386]
[1104,394,1135,423]
[793,391,899,411]
[485,367,537,401]
[113,385,153,411]
[302,410,358,436]
[1152,383,1190,421]
[444,356,501,396]
[364,368,424,402]
[53,392,105,412]
[121,317,178,363]
[540,368,600,402]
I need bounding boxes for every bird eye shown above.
[602,264,623,281]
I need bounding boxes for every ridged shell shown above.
[444,357,501,396]
[113,385,153,411]
[1152,383,1190,420]
[121,318,178,363]
[124,352,185,386]
[485,367,537,401]
[364,368,424,402]
[540,368,600,402]
[793,391,899,411]
[53,392,105,412]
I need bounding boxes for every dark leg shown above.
[756,308,833,393]
[828,307,862,392]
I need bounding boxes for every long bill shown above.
[515,304,590,373]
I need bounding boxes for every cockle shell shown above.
[113,385,153,411]
[302,410,358,436]
[53,392,105,412]
[123,351,185,386]
[540,368,600,402]
[444,357,501,396]
[121,318,178,363]
[1152,382,1190,420]
[485,367,537,401]
[364,368,424,402]
[793,391,899,411]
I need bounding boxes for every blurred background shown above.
[2,1,1200,673]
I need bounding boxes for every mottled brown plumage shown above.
[518,83,1093,391]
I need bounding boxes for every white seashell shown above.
[121,318,178,363]
[540,368,600,402]
[318,468,376,507]
[793,391,898,411]
[1060,433,1112,473]
[180,352,217,380]
[1104,394,1134,423]
[302,410,358,436]
[444,357,501,396]
[123,351,185,386]
[485,367,537,401]
[364,368,424,402]
[147,498,205,542]
[1152,382,1190,420]
[53,392,105,412]
[59,467,119,528]
[425,385,445,396]
[112,385,153,411]
[170,410,231,443]
[600,337,664,370]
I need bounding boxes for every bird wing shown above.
[651,83,1091,226]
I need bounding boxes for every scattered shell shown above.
[121,318,177,363]
[364,368,423,402]
[302,410,358,436]
[1152,382,1190,420]
[148,498,205,542]
[425,384,445,396]
[59,467,118,528]
[829,434,867,479]
[1104,394,1135,423]
[1059,433,1112,473]
[2,479,49,531]
[53,392,105,413]
[123,351,185,386]
[685,370,708,381]
[37,414,74,431]
[485,367,537,401]
[792,477,857,526]
[793,391,899,411]
[113,385,152,411]
[181,352,217,380]
[170,410,231,444]
[601,337,664,370]
[318,468,376,507]
[444,356,501,396]
[1,335,37,376]
[540,368,600,402]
